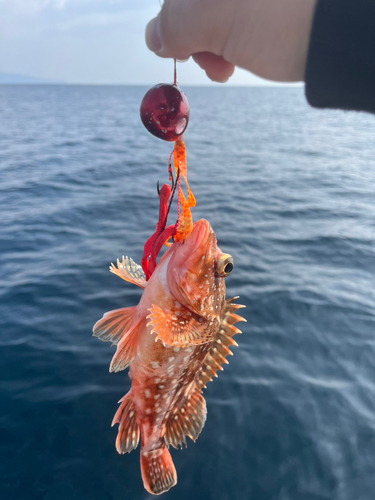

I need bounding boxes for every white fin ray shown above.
[110,256,146,289]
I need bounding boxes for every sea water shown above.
[1,85,375,500]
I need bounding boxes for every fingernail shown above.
[176,58,190,63]
[209,75,229,84]
[146,18,162,52]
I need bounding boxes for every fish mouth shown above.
[178,219,214,267]
[188,219,212,253]
[167,219,216,314]
[166,219,214,308]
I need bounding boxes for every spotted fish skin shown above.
[93,219,246,495]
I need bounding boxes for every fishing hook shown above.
[157,174,174,197]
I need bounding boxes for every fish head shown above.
[167,219,234,319]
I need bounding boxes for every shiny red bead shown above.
[140,84,189,142]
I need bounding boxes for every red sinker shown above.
[140,84,189,141]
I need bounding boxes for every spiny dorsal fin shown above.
[93,306,137,345]
[112,392,140,454]
[147,304,215,347]
[110,256,146,289]
[197,297,246,388]
[223,296,246,320]
[164,386,207,449]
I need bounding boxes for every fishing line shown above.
[167,167,180,223]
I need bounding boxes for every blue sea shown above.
[1,85,375,500]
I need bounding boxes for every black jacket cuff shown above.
[305,0,375,113]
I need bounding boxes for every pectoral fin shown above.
[147,304,214,347]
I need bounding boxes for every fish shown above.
[93,218,246,495]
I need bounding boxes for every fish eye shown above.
[224,262,234,274]
[217,254,234,277]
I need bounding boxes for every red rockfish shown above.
[93,219,245,495]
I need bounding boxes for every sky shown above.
[0,0,289,86]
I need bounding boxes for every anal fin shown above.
[164,386,207,449]
[112,392,140,454]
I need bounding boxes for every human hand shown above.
[146,0,316,83]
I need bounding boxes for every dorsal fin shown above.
[110,256,146,289]
[197,297,246,388]
[147,304,215,347]
[112,392,140,454]
[223,296,246,318]
[164,385,207,449]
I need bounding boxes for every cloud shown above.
[0,0,66,14]
[0,0,155,17]
[0,0,158,35]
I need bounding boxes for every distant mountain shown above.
[0,72,65,84]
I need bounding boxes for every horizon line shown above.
[0,82,304,88]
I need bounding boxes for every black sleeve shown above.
[305,0,375,113]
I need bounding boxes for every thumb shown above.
[145,0,232,60]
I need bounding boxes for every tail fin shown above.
[140,445,177,495]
